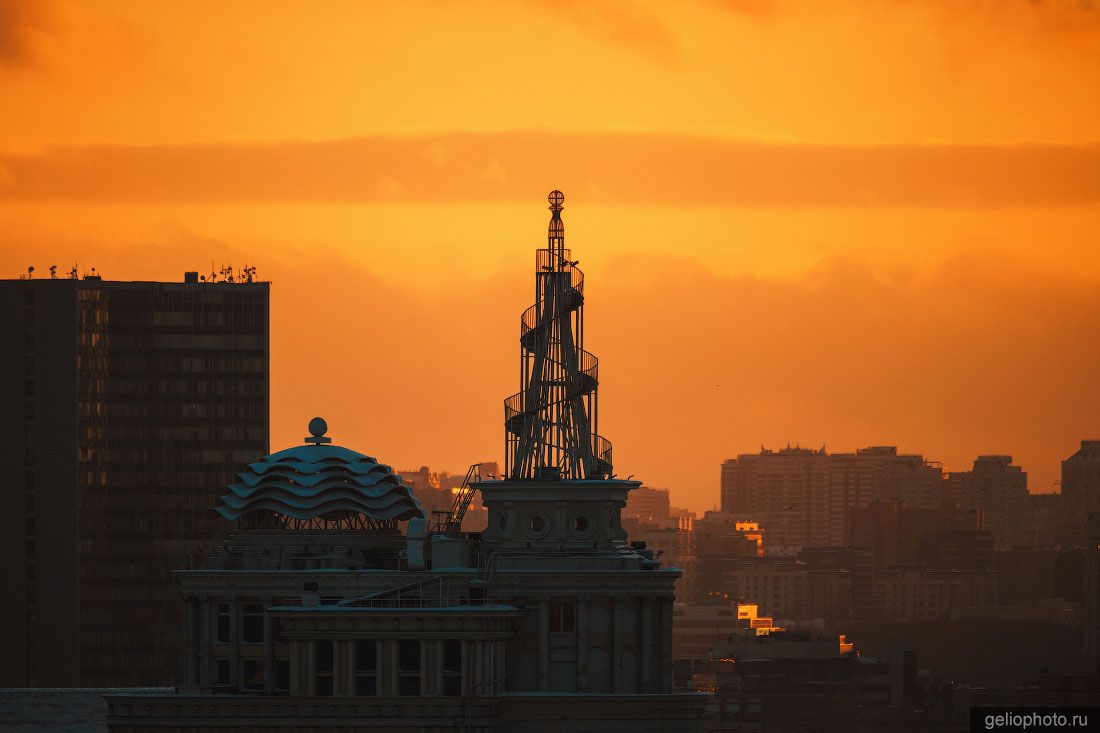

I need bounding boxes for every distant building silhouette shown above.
[849,500,981,571]
[0,274,269,687]
[874,567,997,621]
[798,546,875,621]
[624,486,673,525]
[397,463,495,533]
[1028,492,1062,548]
[1062,440,1100,546]
[721,446,943,553]
[946,455,1029,549]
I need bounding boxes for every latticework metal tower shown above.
[504,191,614,481]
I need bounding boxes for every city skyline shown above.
[2,1,1099,510]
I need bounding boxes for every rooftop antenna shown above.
[69,264,78,279]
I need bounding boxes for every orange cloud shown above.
[2,132,1100,207]
[0,0,55,68]
[533,0,682,62]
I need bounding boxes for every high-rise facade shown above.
[947,455,1029,549]
[720,446,944,552]
[1062,440,1100,547]
[721,447,832,551]
[0,274,269,686]
[624,486,673,525]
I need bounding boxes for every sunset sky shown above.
[2,0,1099,509]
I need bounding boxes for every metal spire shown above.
[504,191,613,480]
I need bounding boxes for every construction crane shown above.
[430,463,483,536]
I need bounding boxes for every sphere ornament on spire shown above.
[549,189,564,211]
[305,416,330,444]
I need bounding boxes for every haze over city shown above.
[3,0,1100,510]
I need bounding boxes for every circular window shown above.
[497,513,508,534]
[524,512,550,539]
[571,512,593,538]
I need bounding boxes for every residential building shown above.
[874,568,996,621]
[1028,493,1061,549]
[914,530,993,570]
[721,558,853,624]
[798,547,875,620]
[849,500,980,571]
[699,638,939,732]
[946,455,1030,549]
[1062,441,1100,547]
[672,598,781,661]
[624,486,673,526]
[0,272,269,687]
[994,549,1086,608]
[692,513,765,602]
[721,446,944,553]
[626,521,698,599]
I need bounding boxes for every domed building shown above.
[105,194,706,733]
[214,417,423,532]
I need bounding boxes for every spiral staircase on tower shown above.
[503,191,614,482]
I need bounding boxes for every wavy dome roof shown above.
[214,419,424,526]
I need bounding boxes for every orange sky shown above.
[2,0,1099,509]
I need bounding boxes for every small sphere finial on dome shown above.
[305,417,331,445]
[548,190,564,212]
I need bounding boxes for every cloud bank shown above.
[2,131,1099,207]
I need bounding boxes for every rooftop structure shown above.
[505,190,612,481]
[214,417,422,530]
[104,194,706,732]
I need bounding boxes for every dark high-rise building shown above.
[0,273,269,687]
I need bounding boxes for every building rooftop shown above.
[214,418,424,526]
